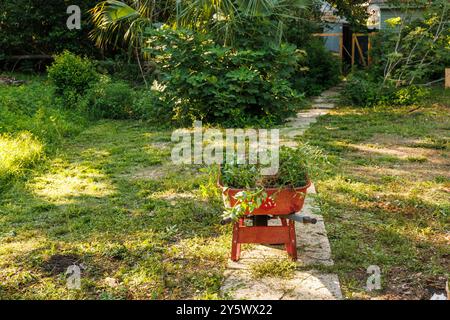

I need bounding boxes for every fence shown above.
[313,32,377,68]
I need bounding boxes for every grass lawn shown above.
[1,75,448,300]
[0,118,230,299]
[302,87,450,299]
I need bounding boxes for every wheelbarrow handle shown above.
[221,215,317,225]
[285,214,317,224]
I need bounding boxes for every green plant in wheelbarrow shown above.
[218,145,328,261]
[220,145,324,221]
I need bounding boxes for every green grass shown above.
[301,87,450,299]
[0,132,44,188]
[0,75,87,146]
[0,120,230,299]
[2,75,448,300]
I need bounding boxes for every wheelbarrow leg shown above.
[280,218,291,256]
[288,219,297,261]
[231,219,243,261]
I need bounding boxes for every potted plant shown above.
[218,146,323,261]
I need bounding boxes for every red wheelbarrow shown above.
[219,181,317,261]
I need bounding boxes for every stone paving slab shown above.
[220,87,342,300]
[313,103,335,109]
[221,270,342,300]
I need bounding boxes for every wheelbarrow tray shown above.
[220,180,311,215]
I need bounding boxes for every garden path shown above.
[220,86,343,300]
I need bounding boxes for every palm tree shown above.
[89,0,175,52]
[177,0,311,46]
[90,0,311,51]
[90,0,176,86]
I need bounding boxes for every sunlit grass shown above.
[30,160,115,204]
[0,131,43,186]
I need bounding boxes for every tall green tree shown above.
[89,0,176,85]
[325,0,368,27]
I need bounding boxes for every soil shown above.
[41,253,82,275]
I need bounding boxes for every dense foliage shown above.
[145,28,304,127]
[0,0,97,69]
[0,77,88,189]
[325,0,368,27]
[341,71,430,107]
[292,39,341,96]
[82,77,136,119]
[0,79,87,144]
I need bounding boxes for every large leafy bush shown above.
[145,28,303,127]
[47,51,99,101]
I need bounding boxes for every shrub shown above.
[0,132,43,189]
[340,72,388,107]
[82,76,135,119]
[47,51,99,102]
[292,39,341,96]
[341,72,429,107]
[392,86,429,106]
[144,28,303,127]
[369,1,449,85]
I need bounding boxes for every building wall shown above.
[323,23,343,53]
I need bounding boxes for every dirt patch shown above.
[41,253,82,275]
[382,268,449,300]
[349,143,445,163]
[129,165,166,180]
